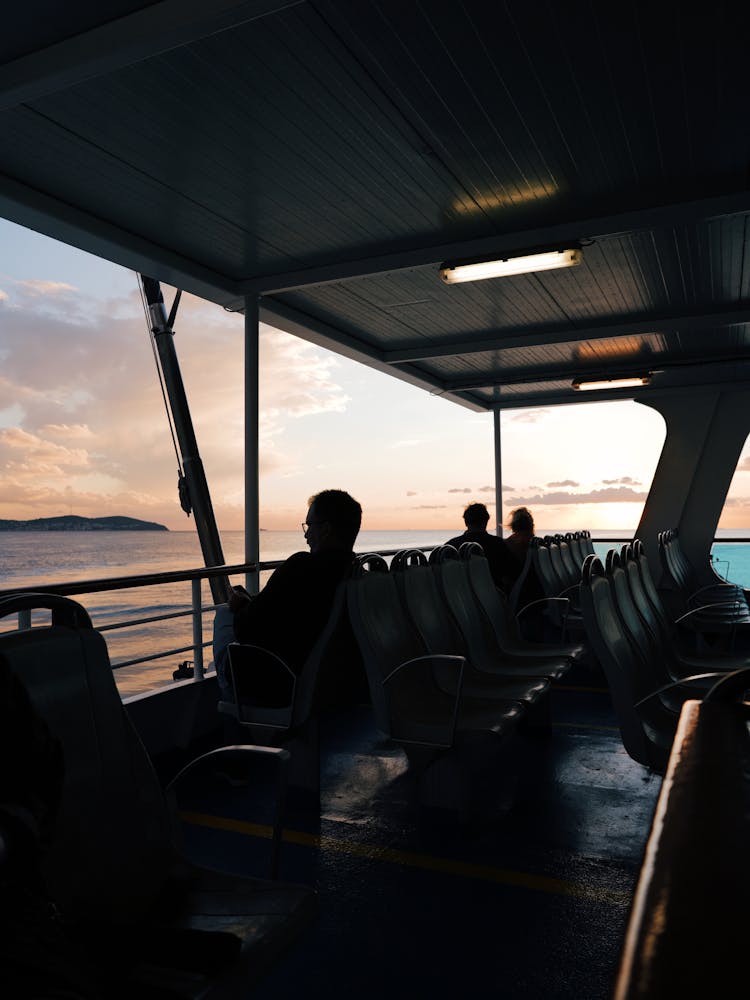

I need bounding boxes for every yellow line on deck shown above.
[179,810,629,906]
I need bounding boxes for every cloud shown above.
[15,279,77,296]
[390,439,421,448]
[602,476,642,485]
[736,457,750,472]
[0,289,352,525]
[406,491,417,496]
[509,409,550,424]
[0,289,7,302]
[722,497,750,507]
[506,486,648,506]
[448,487,472,494]
[414,505,448,510]
[37,423,94,439]
[547,479,579,488]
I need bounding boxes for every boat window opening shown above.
[712,432,750,589]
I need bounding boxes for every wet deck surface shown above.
[175,671,661,999]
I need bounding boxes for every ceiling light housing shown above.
[439,247,582,284]
[572,375,651,392]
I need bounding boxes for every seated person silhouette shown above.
[446,501,518,591]
[216,489,365,709]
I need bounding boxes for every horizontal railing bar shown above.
[112,639,213,670]
[98,607,196,631]
[0,562,263,598]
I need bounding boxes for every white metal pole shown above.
[245,296,260,595]
[493,408,503,537]
[191,577,204,679]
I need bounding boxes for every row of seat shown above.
[658,528,750,639]
[579,541,745,771]
[509,532,594,638]
[344,544,587,802]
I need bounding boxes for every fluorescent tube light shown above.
[440,248,582,284]
[572,376,651,391]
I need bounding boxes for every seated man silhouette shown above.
[446,501,518,591]
[216,489,364,709]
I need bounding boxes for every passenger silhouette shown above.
[215,489,364,708]
[445,502,518,592]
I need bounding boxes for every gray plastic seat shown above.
[391,549,549,708]
[0,592,315,997]
[460,544,586,668]
[346,554,524,751]
[579,557,677,771]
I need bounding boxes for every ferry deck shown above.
[2,3,750,997]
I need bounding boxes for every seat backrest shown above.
[430,548,502,673]
[547,540,572,592]
[579,559,672,770]
[605,549,672,687]
[460,547,514,651]
[393,559,464,658]
[555,538,580,590]
[532,539,562,598]
[621,542,672,651]
[0,593,172,922]
[346,555,426,735]
[580,530,595,557]
[566,533,585,569]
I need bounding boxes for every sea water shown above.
[3,528,750,696]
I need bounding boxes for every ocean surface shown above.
[3,528,750,697]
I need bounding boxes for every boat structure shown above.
[1,3,750,997]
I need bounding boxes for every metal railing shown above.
[0,562,263,679]
[4,538,747,689]
[0,548,428,681]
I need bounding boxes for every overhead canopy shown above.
[2,0,749,411]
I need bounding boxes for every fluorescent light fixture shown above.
[440,247,582,284]
[572,375,651,391]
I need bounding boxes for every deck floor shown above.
[176,673,661,999]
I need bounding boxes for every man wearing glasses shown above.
[217,489,363,706]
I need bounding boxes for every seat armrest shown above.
[382,654,466,748]
[223,643,297,729]
[166,744,290,880]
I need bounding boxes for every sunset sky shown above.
[3,217,750,534]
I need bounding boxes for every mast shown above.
[141,275,230,604]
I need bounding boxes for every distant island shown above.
[0,515,169,532]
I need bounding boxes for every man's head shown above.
[463,502,490,530]
[304,489,362,553]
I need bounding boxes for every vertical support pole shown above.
[493,408,503,537]
[191,577,204,679]
[18,609,31,630]
[245,296,261,595]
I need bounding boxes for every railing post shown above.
[18,609,31,630]
[192,578,204,679]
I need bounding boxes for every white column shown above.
[244,297,260,594]
[493,408,503,537]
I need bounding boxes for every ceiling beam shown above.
[258,299,486,413]
[490,378,750,411]
[384,306,750,364]
[445,356,750,394]
[0,172,240,306]
[247,191,750,294]
[0,0,302,111]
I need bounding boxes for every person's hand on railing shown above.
[227,585,253,613]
